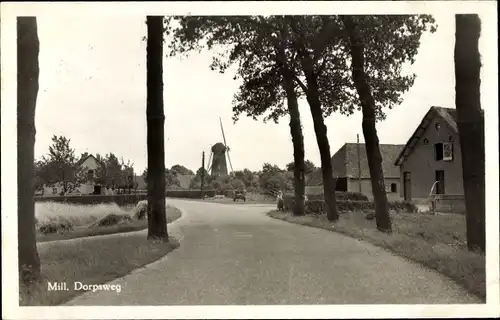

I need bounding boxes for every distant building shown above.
[307,143,404,199]
[134,175,146,190]
[76,154,104,182]
[176,174,194,189]
[394,106,483,202]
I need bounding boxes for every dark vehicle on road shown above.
[234,190,246,202]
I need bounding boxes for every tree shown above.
[258,163,293,194]
[17,17,41,284]
[338,15,436,232]
[146,16,168,241]
[167,16,308,216]
[142,167,181,189]
[282,16,344,221]
[190,167,211,189]
[170,164,194,175]
[103,153,122,186]
[41,135,77,192]
[454,14,485,252]
[233,169,259,191]
[165,168,181,188]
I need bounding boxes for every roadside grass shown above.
[20,234,180,306]
[267,210,486,301]
[36,201,131,227]
[37,205,182,242]
[20,205,183,306]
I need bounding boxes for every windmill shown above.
[206,117,234,177]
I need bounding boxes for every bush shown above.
[284,192,369,211]
[307,191,369,201]
[165,189,216,199]
[134,200,148,220]
[89,213,133,228]
[35,194,147,207]
[300,199,418,215]
[38,219,74,235]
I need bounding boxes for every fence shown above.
[432,194,466,214]
[34,194,147,207]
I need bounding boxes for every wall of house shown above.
[399,116,464,200]
[81,157,100,171]
[348,177,401,200]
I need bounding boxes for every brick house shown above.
[307,143,404,200]
[394,106,481,202]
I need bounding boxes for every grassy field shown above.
[35,201,181,242]
[268,210,486,301]
[21,204,182,306]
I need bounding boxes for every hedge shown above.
[165,189,216,199]
[34,194,147,206]
[283,194,417,214]
[306,191,369,202]
[283,191,368,209]
[34,190,218,205]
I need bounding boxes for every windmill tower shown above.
[207,117,234,177]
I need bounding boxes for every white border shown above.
[1,1,498,319]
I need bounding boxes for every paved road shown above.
[65,199,481,305]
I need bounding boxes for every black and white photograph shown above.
[1,1,499,319]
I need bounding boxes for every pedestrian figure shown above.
[277,191,284,211]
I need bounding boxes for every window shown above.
[335,177,348,192]
[443,143,453,161]
[390,183,397,193]
[435,142,453,162]
[434,143,444,161]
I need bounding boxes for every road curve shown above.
[65,199,481,305]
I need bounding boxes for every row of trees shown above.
[34,135,135,193]
[166,15,437,232]
[189,161,316,194]
[142,160,315,195]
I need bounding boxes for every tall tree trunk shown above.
[305,78,339,221]
[146,16,168,241]
[287,19,338,221]
[283,72,306,216]
[454,14,485,252]
[342,16,392,232]
[17,17,41,284]
[276,42,306,216]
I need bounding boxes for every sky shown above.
[33,13,496,175]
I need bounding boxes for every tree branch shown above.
[292,75,309,93]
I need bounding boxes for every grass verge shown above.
[21,207,182,306]
[36,205,182,243]
[267,210,486,301]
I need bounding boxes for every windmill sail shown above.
[219,117,234,173]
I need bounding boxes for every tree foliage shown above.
[142,167,181,189]
[168,15,436,121]
[170,164,194,175]
[36,135,77,191]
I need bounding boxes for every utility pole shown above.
[357,134,362,193]
[201,151,205,199]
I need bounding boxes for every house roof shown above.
[393,106,483,166]
[134,175,146,189]
[307,143,404,185]
[76,154,104,167]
